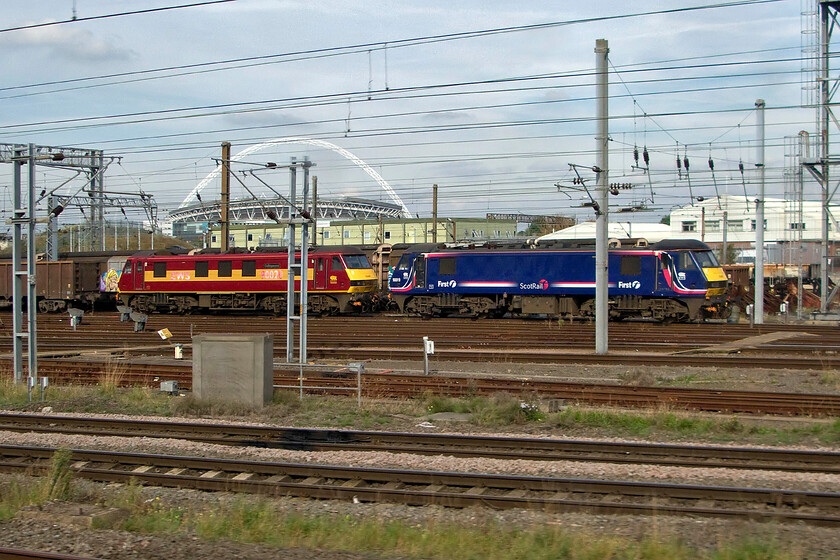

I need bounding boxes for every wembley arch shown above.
[180,137,411,218]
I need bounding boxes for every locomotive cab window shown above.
[331,257,345,270]
[242,260,256,277]
[692,251,719,268]
[395,255,411,270]
[122,261,132,274]
[343,254,371,269]
[218,260,232,277]
[438,257,456,275]
[153,262,166,278]
[620,256,641,276]
[195,261,208,277]
[676,252,697,271]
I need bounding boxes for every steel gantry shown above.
[801,1,840,312]
[0,143,156,395]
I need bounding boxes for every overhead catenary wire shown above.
[0,0,239,34]
[0,1,788,99]
[0,1,819,223]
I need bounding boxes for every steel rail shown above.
[2,445,839,526]
[1,413,838,473]
[11,361,840,416]
[0,549,106,560]
[4,314,840,357]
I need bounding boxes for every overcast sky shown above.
[0,0,816,226]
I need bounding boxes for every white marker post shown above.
[423,336,435,376]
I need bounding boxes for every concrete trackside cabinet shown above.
[192,334,274,406]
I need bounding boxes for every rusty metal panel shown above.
[36,261,75,299]
[0,262,11,300]
[77,262,101,293]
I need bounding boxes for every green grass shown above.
[0,466,805,559]
[98,495,800,560]
[424,393,546,425]
[550,408,840,445]
[0,449,74,520]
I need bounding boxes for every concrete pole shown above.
[220,142,231,252]
[432,184,438,243]
[595,39,609,355]
[311,176,318,248]
[722,210,728,264]
[755,99,765,324]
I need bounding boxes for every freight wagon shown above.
[0,259,107,312]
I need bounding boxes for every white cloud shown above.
[0,25,134,62]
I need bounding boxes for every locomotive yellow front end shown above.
[346,266,379,294]
[702,265,729,298]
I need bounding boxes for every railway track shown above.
[16,359,840,416]
[2,444,838,526]
[2,413,838,473]
[0,549,103,560]
[3,313,840,359]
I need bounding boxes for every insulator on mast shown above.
[643,147,649,166]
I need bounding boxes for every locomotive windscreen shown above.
[343,254,371,268]
[691,250,720,268]
[395,255,411,270]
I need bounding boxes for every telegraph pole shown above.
[432,184,438,243]
[594,39,609,355]
[220,142,231,252]
[311,175,318,247]
[755,99,765,324]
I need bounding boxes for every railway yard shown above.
[0,312,838,559]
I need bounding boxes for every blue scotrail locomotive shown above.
[388,239,729,322]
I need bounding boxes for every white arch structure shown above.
[180,137,411,218]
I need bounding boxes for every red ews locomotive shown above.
[116,247,378,314]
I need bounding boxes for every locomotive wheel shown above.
[171,296,198,314]
[308,295,339,316]
[579,299,596,317]
[129,296,155,314]
[258,296,287,316]
[404,296,438,317]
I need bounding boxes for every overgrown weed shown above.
[97,359,127,397]
[112,495,799,560]
[0,449,75,520]
[0,376,29,406]
[423,393,545,426]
